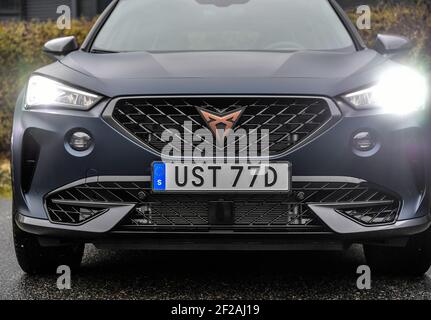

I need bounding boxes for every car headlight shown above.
[343,67,428,114]
[25,75,102,110]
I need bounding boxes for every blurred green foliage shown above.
[348,1,431,71]
[0,159,11,198]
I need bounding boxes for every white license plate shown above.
[152,162,291,192]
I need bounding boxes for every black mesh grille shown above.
[337,203,400,225]
[110,97,333,156]
[121,193,323,231]
[49,181,149,203]
[47,202,108,224]
[45,180,400,229]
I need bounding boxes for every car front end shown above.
[12,0,431,275]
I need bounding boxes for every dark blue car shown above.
[12,0,430,275]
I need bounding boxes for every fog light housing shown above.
[69,132,93,151]
[352,131,376,152]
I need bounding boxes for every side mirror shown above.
[43,36,79,60]
[373,34,413,60]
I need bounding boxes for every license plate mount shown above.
[208,201,234,225]
[152,162,291,193]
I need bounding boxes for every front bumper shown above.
[16,184,431,239]
[12,93,431,244]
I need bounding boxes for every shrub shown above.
[348,1,431,71]
[0,159,11,198]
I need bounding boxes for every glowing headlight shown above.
[25,75,102,110]
[343,67,428,114]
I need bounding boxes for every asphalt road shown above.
[1,199,431,300]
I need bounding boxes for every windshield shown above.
[92,0,355,52]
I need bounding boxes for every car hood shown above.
[37,49,393,97]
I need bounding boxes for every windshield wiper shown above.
[90,48,119,54]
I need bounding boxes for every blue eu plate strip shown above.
[152,162,166,191]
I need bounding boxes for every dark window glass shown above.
[93,0,355,52]
[98,0,113,12]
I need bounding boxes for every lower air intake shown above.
[45,179,401,230]
[47,202,108,224]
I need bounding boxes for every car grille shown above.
[109,97,333,156]
[123,194,322,231]
[47,202,108,224]
[337,204,400,225]
[45,179,400,230]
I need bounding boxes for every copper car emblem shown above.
[197,107,245,142]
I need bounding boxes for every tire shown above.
[13,216,84,275]
[364,227,431,276]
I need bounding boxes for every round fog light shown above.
[69,132,92,151]
[352,131,376,152]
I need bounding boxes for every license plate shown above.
[152,162,291,192]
